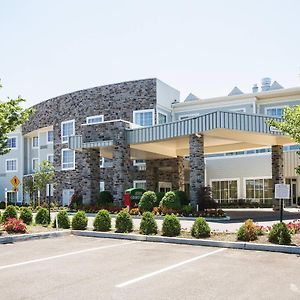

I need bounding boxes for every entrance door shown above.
[62,189,74,206]
[285,178,297,206]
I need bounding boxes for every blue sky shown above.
[1,0,300,106]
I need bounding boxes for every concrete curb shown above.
[71,230,300,254]
[0,230,71,244]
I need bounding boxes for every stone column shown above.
[172,156,185,191]
[189,134,205,207]
[272,145,284,207]
[112,141,132,206]
[146,160,158,192]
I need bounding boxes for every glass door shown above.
[285,178,297,206]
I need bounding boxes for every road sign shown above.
[12,187,19,193]
[275,184,290,199]
[10,176,20,187]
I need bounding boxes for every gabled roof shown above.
[184,93,198,102]
[228,86,244,96]
[270,81,284,90]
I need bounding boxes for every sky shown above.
[1,0,300,107]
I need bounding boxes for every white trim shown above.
[230,108,246,113]
[5,190,19,204]
[61,119,75,144]
[133,159,146,166]
[264,105,285,117]
[5,159,18,172]
[32,136,39,149]
[133,180,146,189]
[157,111,168,125]
[204,151,270,161]
[61,148,75,170]
[100,157,105,168]
[100,181,105,192]
[32,158,39,172]
[46,184,54,197]
[179,114,199,120]
[6,135,18,150]
[133,109,155,126]
[210,177,240,200]
[47,130,54,144]
[86,115,104,125]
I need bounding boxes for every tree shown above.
[23,177,37,206]
[0,81,33,155]
[268,106,300,174]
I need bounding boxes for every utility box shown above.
[124,188,146,207]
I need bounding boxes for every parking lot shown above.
[0,236,300,300]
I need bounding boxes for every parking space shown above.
[0,236,300,299]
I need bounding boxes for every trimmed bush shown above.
[174,191,189,206]
[1,205,18,223]
[268,222,291,245]
[55,210,70,229]
[237,219,258,242]
[96,191,113,207]
[191,217,211,238]
[115,210,133,233]
[155,192,165,207]
[140,212,158,235]
[159,191,181,214]
[182,204,193,216]
[19,207,33,225]
[4,218,27,233]
[138,191,156,213]
[35,207,51,226]
[93,209,111,231]
[162,214,181,237]
[71,210,88,230]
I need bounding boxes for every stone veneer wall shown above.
[271,145,284,205]
[22,79,157,204]
[189,134,205,207]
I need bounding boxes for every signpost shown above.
[275,184,290,223]
[10,176,20,205]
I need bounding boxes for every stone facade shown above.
[272,145,284,205]
[189,134,205,207]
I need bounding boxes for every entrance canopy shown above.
[69,110,293,159]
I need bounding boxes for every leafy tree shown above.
[23,177,37,206]
[268,106,300,174]
[0,81,33,155]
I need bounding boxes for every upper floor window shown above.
[6,159,17,172]
[133,109,154,126]
[61,149,75,170]
[100,157,105,168]
[87,115,104,125]
[32,158,39,172]
[158,112,167,124]
[61,120,75,143]
[32,136,39,148]
[265,107,284,118]
[47,131,54,143]
[47,154,54,164]
[7,137,17,149]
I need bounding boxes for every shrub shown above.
[237,219,258,242]
[174,191,189,206]
[129,208,140,215]
[198,186,218,210]
[4,218,27,233]
[93,209,111,231]
[162,214,181,237]
[140,212,158,235]
[268,222,291,245]
[115,210,133,233]
[182,204,193,216]
[71,211,88,230]
[138,191,156,213]
[69,191,83,209]
[96,191,113,207]
[35,207,51,226]
[1,205,18,223]
[19,207,33,225]
[191,217,211,238]
[55,210,70,229]
[159,191,181,214]
[155,192,165,206]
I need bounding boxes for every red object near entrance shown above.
[123,193,131,207]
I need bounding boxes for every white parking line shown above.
[0,241,139,271]
[116,248,226,288]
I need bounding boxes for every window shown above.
[6,191,17,203]
[61,120,75,143]
[133,159,146,166]
[133,109,154,126]
[158,112,167,124]
[46,184,54,197]
[133,180,146,190]
[7,137,17,149]
[47,154,54,164]
[100,157,105,168]
[100,181,105,192]
[159,182,172,193]
[32,136,39,148]
[47,131,54,143]
[245,178,272,201]
[6,159,17,172]
[32,158,39,172]
[265,107,284,118]
[86,115,104,125]
[211,179,238,201]
[61,149,75,170]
